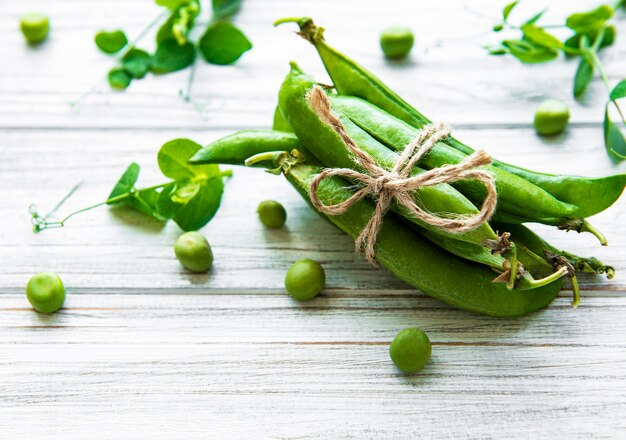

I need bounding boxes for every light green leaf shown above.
[604,102,626,162]
[171,176,224,231]
[502,1,518,20]
[566,5,613,33]
[121,48,151,79]
[95,30,128,54]
[502,39,559,63]
[151,41,196,74]
[573,56,594,98]
[107,68,132,90]
[156,0,200,45]
[171,181,201,203]
[521,24,563,50]
[609,80,626,101]
[108,163,140,202]
[155,0,189,8]
[158,138,219,180]
[199,21,252,65]
[212,0,242,19]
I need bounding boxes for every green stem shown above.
[580,219,608,246]
[570,274,581,308]
[504,244,518,290]
[588,50,626,124]
[519,266,569,290]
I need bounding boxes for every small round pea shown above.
[257,200,287,228]
[174,231,213,273]
[380,26,414,59]
[284,259,325,301]
[26,272,66,314]
[20,12,50,45]
[534,99,570,136]
[389,328,432,373]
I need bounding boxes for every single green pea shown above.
[284,259,325,301]
[20,12,50,45]
[380,26,414,59]
[534,99,570,136]
[257,200,287,228]
[389,328,432,373]
[26,272,66,314]
[174,231,214,273]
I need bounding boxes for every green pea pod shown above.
[283,163,562,317]
[275,17,626,219]
[330,95,579,222]
[191,129,566,290]
[278,62,498,245]
[189,130,299,166]
[272,105,293,132]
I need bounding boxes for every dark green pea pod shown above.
[189,130,566,293]
[329,94,578,221]
[278,62,499,245]
[189,130,299,166]
[275,17,626,220]
[281,162,563,317]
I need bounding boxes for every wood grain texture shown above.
[1,0,626,438]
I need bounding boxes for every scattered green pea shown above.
[26,272,66,314]
[257,200,287,228]
[534,99,570,136]
[284,259,325,301]
[174,231,214,273]
[380,26,414,59]
[107,68,131,90]
[20,12,50,45]
[389,328,432,373]
[95,30,128,54]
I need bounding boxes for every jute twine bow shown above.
[307,86,498,264]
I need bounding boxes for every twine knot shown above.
[307,86,497,264]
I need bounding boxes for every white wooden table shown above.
[2,0,626,438]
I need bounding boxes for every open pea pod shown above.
[275,17,626,220]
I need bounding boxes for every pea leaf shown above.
[95,30,128,54]
[604,102,626,162]
[609,80,626,101]
[158,138,216,180]
[573,56,594,98]
[108,68,132,89]
[108,163,140,202]
[170,176,224,231]
[564,26,616,56]
[566,5,613,33]
[212,0,242,19]
[121,48,151,79]
[502,1,518,20]
[521,24,563,50]
[502,39,559,63]
[155,0,189,8]
[156,0,200,45]
[524,9,546,25]
[199,21,252,65]
[126,188,168,221]
[151,41,196,74]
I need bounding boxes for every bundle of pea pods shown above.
[190,17,625,318]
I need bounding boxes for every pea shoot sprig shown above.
[31,139,231,233]
[487,1,626,161]
[89,0,251,99]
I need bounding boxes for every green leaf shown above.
[573,56,594,98]
[604,102,626,162]
[212,0,242,19]
[565,25,616,55]
[502,1,518,20]
[609,80,626,101]
[151,41,196,74]
[155,0,189,8]
[486,45,508,55]
[171,176,224,231]
[566,5,613,33]
[95,30,128,54]
[107,68,132,90]
[502,39,559,63]
[121,48,151,79]
[158,138,209,180]
[127,188,168,221]
[521,24,563,50]
[199,21,252,65]
[524,9,546,25]
[108,163,140,202]
[156,0,200,45]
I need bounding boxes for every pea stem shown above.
[580,220,608,246]
[520,266,569,290]
[570,274,581,308]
